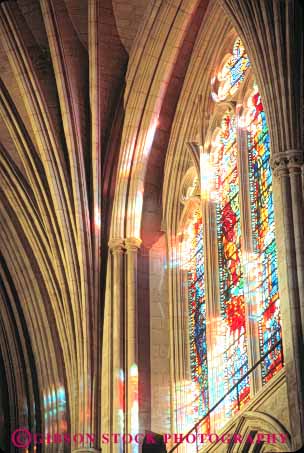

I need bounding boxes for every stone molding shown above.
[124,237,142,251]
[271,149,304,176]
[108,238,125,253]
[186,141,201,177]
[108,237,142,252]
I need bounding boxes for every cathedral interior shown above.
[0,0,303,452]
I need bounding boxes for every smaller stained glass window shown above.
[211,38,250,102]
[183,210,209,420]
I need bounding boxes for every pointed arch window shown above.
[181,37,283,428]
[181,208,209,421]
[212,111,250,415]
[244,85,282,383]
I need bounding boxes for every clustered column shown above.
[107,239,125,453]
[107,237,141,453]
[125,238,141,453]
[271,148,304,448]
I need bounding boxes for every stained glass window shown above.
[184,211,209,419]
[212,113,250,413]
[211,37,250,102]
[182,37,283,433]
[245,87,283,382]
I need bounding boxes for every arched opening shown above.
[163,25,287,445]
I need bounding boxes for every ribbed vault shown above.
[0,0,303,451]
[0,0,129,447]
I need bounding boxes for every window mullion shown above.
[201,190,224,430]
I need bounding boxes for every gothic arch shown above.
[0,1,302,452]
[228,411,292,452]
[160,0,301,448]
[109,0,205,242]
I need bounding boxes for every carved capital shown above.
[124,237,142,252]
[270,155,289,177]
[271,149,304,177]
[286,149,304,171]
[108,238,124,254]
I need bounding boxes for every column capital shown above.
[124,237,142,251]
[108,238,124,253]
[271,149,304,176]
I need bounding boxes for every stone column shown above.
[108,239,125,453]
[124,237,141,453]
[271,149,304,449]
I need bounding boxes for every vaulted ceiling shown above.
[0,0,302,446]
[0,0,196,439]
[0,0,150,176]
[0,0,151,438]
